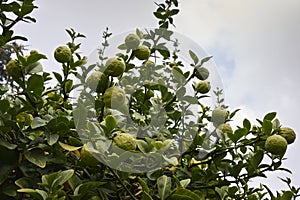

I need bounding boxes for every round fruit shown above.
[103,86,126,108]
[195,81,211,94]
[80,145,100,167]
[30,50,38,55]
[134,45,151,60]
[278,127,296,144]
[195,67,209,80]
[86,71,108,93]
[146,90,154,99]
[125,33,140,50]
[105,114,118,131]
[218,123,233,134]
[211,107,228,127]
[144,60,155,67]
[113,132,136,151]
[6,59,23,80]
[54,46,72,63]
[265,135,287,155]
[104,57,126,77]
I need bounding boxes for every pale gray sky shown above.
[14,0,300,191]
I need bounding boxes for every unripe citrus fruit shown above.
[265,135,287,155]
[30,50,38,55]
[103,86,126,108]
[6,59,23,80]
[80,145,100,167]
[134,45,151,60]
[195,67,209,80]
[195,81,211,94]
[218,123,233,134]
[86,71,108,93]
[113,132,136,151]
[104,57,126,77]
[54,46,72,63]
[125,33,140,49]
[278,127,296,144]
[105,114,118,131]
[212,107,228,127]
[144,60,155,67]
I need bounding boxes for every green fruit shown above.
[195,81,211,94]
[54,46,72,63]
[146,90,154,99]
[218,123,233,134]
[265,135,287,155]
[6,59,23,80]
[105,114,118,131]
[103,86,126,108]
[113,132,136,151]
[195,67,209,80]
[30,50,38,55]
[125,33,140,49]
[80,145,100,167]
[144,60,155,67]
[86,71,108,93]
[104,57,126,77]
[134,45,151,60]
[212,107,228,127]
[278,127,296,144]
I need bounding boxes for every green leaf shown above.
[157,175,172,200]
[180,179,191,188]
[243,118,251,131]
[51,169,74,189]
[168,188,201,200]
[24,148,46,168]
[0,139,17,150]
[46,133,59,146]
[138,177,150,193]
[25,62,43,74]
[263,112,277,121]
[189,50,199,65]
[200,56,213,66]
[15,177,37,189]
[53,72,63,84]
[142,192,153,200]
[58,141,81,151]
[31,117,47,129]
[17,189,47,200]
[64,79,73,93]
[0,99,10,113]
[137,139,150,153]
[74,181,106,196]
[262,119,273,135]
[26,53,47,66]
[228,128,247,143]
[27,74,44,94]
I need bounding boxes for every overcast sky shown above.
[14,0,300,190]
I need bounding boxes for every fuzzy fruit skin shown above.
[54,46,72,63]
[278,127,296,144]
[6,59,23,80]
[265,135,287,155]
[113,132,136,151]
[86,71,108,93]
[104,57,126,77]
[103,86,126,108]
[195,67,209,80]
[134,45,151,60]
[212,107,228,127]
[125,33,140,49]
[195,81,211,94]
[218,123,233,134]
[80,145,100,167]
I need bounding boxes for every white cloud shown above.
[177,0,300,188]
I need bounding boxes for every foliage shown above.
[0,0,299,199]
